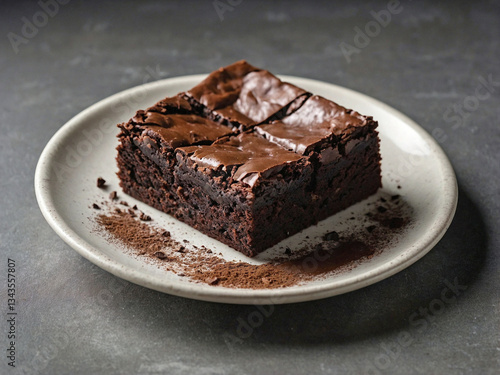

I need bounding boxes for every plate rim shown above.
[34,74,458,305]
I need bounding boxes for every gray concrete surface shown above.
[1,0,499,374]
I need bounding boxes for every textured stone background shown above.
[1,0,498,374]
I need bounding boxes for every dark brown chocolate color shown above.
[97,177,106,188]
[116,61,382,257]
[185,60,310,128]
[138,114,232,149]
[131,98,233,149]
[188,60,260,110]
[255,95,373,155]
[179,132,302,186]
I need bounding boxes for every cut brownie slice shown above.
[174,132,314,257]
[255,95,382,221]
[185,60,310,129]
[116,95,235,213]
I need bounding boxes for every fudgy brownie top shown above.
[187,60,308,126]
[255,95,373,155]
[147,94,193,114]
[135,114,232,149]
[187,60,260,109]
[178,132,303,187]
[131,101,233,149]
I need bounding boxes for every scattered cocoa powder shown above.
[94,209,315,288]
[96,211,177,256]
[93,188,412,289]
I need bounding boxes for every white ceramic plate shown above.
[35,75,457,304]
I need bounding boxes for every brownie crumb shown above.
[284,247,292,256]
[397,185,402,189]
[377,206,387,213]
[132,205,138,210]
[97,177,106,188]
[206,277,219,285]
[92,203,100,210]
[140,213,151,221]
[323,231,340,242]
[128,208,136,217]
[366,225,377,233]
[380,197,387,203]
[391,194,400,201]
[162,230,171,237]
[114,208,122,213]
[120,201,129,207]
[154,251,168,260]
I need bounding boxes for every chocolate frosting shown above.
[149,95,193,114]
[187,60,307,126]
[230,70,308,123]
[188,60,260,110]
[255,95,371,155]
[179,133,302,186]
[134,111,232,149]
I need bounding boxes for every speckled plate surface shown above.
[34,75,458,304]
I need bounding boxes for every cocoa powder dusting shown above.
[96,210,311,288]
[94,190,412,289]
[97,211,177,255]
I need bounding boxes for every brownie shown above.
[116,61,382,257]
[116,95,234,211]
[255,95,375,154]
[184,60,310,129]
[256,95,381,221]
[174,133,314,256]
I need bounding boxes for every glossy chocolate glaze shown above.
[133,108,232,149]
[187,60,308,126]
[148,95,193,113]
[179,132,302,186]
[188,60,260,110]
[255,95,372,155]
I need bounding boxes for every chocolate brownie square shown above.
[116,62,382,257]
[256,95,381,220]
[174,132,314,256]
